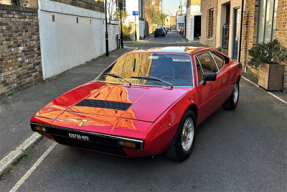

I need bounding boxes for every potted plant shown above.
[248,39,287,91]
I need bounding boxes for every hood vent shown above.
[76,99,132,111]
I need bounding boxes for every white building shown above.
[110,0,145,40]
[185,1,201,41]
[176,4,186,31]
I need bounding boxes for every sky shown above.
[163,0,182,16]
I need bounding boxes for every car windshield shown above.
[156,29,162,32]
[97,53,193,87]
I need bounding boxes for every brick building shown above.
[200,0,287,92]
[241,0,287,91]
[200,0,218,47]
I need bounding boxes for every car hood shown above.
[33,81,189,133]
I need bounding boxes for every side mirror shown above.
[203,72,217,86]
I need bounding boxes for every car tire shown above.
[223,81,239,110]
[165,110,197,162]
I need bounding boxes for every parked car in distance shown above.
[154,28,166,37]
[31,47,242,162]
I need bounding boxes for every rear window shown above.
[156,29,162,31]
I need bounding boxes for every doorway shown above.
[194,16,201,40]
[232,8,240,60]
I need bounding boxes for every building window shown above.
[178,23,184,28]
[11,0,20,6]
[257,0,278,43]
[207,9,214,38]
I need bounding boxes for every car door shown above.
[209,51,230,107]
[195,52,221,124]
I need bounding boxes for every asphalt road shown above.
[124,30,203,48]
[0,32,286,192]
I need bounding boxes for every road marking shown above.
[242,76,287,105]
[9,142,57,192]
[146,37,154,43]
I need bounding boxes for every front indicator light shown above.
[34,125,46,132]
[119,141,137,149]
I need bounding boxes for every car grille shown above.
[53,136,127,156]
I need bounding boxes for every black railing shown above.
[222,25,229,49]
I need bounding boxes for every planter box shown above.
[258,63,285,91]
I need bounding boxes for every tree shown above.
[145,0,167,27]
[113,10,129,24]
[107,0,116,23]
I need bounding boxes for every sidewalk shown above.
[124,36,154,44]
[0,48,132,161]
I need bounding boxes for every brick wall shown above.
[241,0,287,92]
[275,0,287,92]
[200,0,218,48]
[50,0,105,13]
[240,0,259,67]
[0,4,42,97]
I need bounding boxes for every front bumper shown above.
[31,123,144,157]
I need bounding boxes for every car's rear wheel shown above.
[223,82,239,110]
[165,110,196,162]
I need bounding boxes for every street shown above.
[0,31,286,192]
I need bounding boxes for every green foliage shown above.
[248,39,287,67]
[152,25,157,32]
[120,25,131,40]
[147,8,167,26]
[113,10,129,24]
[243,70,259,84]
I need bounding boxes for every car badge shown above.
[79,119,88,127]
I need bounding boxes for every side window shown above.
[196,52,218,73]
[195,57,204,84]
[210,52,224,70]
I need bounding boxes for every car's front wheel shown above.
[165,110,196,162]
[223,81,239,110]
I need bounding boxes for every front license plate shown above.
[68,133,89,141]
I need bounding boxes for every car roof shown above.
[132,46,211,55]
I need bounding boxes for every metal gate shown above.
[222,25,229,49]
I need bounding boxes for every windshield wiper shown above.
[105,73,132,86]
[131,76,173,88]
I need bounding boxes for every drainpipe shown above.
[238,0,244,62]
[105,0,109,56]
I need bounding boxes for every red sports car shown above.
[31,47,242,161]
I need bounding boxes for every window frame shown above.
[209,51,225,72]
[195,56,204,85]
[207,9,215,38]
[257,0,278,43]
[195,51,219,74]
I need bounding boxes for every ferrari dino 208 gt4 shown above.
[31,47,242,161]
